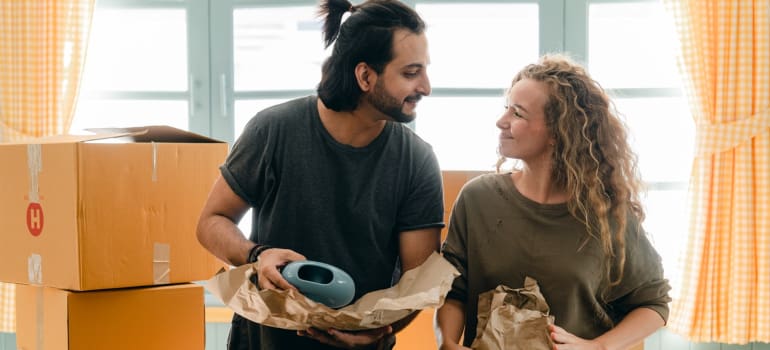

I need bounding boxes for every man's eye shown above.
[404,71,418,78]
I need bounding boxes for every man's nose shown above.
[418,75,431,96]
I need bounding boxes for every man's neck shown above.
[317,98,387,148]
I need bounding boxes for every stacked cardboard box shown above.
[0,126,228,349]
[15,283,205,349]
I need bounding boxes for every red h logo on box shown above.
[26,202,44,237]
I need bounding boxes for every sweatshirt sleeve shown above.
[607,227,672,324]
[441,188,470,303]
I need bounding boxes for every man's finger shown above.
[303,327,345,347]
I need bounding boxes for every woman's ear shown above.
[354,62,375,92]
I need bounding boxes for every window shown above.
[71,0,209,135]
[74,0,692,291]
[229,5,329,136]
[415,3,540,171]
[586,1,692,295]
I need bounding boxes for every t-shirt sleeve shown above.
[607,227,672,324]
[442,187,470,303]
[220,115,274,207]
[396,147,445,232]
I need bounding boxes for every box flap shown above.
[3,132,133,145]
[85,125,224,143]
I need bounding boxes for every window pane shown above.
[588,2,681,88]
[643,188,689,299]
[80,9,188,91]
[417,4,539,88]
[614,97,694,183]
[70,100,188,133]
[233,7,328,91]
[415,96,503,171]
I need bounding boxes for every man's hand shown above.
[254,248,305,291]
[298,326,393,349]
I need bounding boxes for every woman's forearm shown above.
[594,307,665,350]
[435,298,467,348]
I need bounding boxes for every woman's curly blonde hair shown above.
[497,54,645,287]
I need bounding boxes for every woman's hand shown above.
[438,342,471,350]
[298,326,393,349]
[550,325,607,350]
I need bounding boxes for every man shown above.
[196,0,444,349]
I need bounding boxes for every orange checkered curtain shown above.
[0,0,94,333]
[665,0,770,344]
[0,0,94,142]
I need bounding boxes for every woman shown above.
[435,54,671,350]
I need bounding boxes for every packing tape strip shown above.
[36,286,44,349]
[27,144,42,202]
[28,254,42,284]
[153,243,170,284]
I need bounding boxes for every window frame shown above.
[75,0,212,136]
[74,0,692,308]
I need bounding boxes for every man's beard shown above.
[366,80,420,123]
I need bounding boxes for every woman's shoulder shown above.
[459,172,510,196]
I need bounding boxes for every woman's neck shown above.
[511,168,568,204]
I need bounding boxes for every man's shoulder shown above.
[258,95,316,120]
[388,122,434,152]
[237,96,317,142]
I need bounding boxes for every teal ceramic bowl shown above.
[281,260,355,309]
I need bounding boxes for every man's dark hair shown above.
[316,0,426,111]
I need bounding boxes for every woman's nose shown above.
[495,114,508,129]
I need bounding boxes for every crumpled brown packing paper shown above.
[471,277,555,350]
[205,252,459,331]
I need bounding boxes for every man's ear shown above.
[355,62,375,92]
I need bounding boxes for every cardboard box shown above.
[0,126,227,290]
[15,283,205,349]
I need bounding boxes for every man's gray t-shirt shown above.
[221,95,444,349]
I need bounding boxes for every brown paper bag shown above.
[205,252,459,331]
[471,277,555,350]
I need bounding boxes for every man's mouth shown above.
[405,96,421,104]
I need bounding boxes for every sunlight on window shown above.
[70,100,188,134]
[233,7,329,91]
[643,189,689,299]
[79,9,188,91]
[589,2,681,88]
[416,96,503,171]
[71,8,189,134]
[416,3,539,89]
[614,97,695,183]
[588,1,692,297]
[67,2,695,289]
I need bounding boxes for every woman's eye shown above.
[504,105,523,118]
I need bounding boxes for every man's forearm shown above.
[196,214,253,266]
